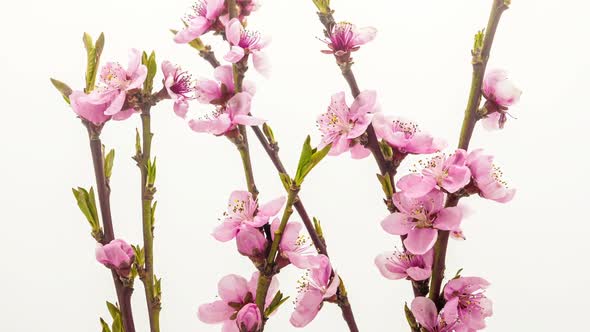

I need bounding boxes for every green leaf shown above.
[147,157,157,186]
[376,173,393,198]
[278,173,292,192]
[404,302,419,330]
[135,128,142,156]
[262,123,276,144]
[50,78,72,104]
[294,136,314,184]
[154,276,162,298]
[95,33,105,60]
[72,187,99,231]
[104,149,115,180]
[264,291,290,317]
[106,301,119,319]
[313,217,323,239]
[87,187,100,228]
[150,201,158,229]
[132,245,145,266]
[83,33,96,92]
[453,268,464,279]
[142,50,157,93]
[312,0,330,13]
[99,318,111,332]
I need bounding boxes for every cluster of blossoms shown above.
[200,190,340,330]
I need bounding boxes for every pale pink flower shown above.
[212,190,285,242]
[189,92,265,136]
[375,249,433,281]
[198,272,278,332]
[481,69,522,130]
[373,113,445,155]
[317,91,376,158]
[444,277,493,331]
[224,18,271,76]
[69,91,115,125]
[174,0,225,43]
[466,149,515,203]
[381,190,462,255]
[411,297,458,332]
[95,239,135,277]
[321,22,376,62]
[99,49,147,118]
[161,61,195,118]
[398,150,471,197]
[237,0,260,17]
[195,65,256,104]
[236,303,262,332]
[236,226,267,257]
[271,219,322,269]
[290,255,340,328]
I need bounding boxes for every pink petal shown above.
[375,252,406,280]
[482,112,501,131]
[435,207,462,231]
[381,213,413,236]
[218,274,249,303]
[227,92,252,116]
[350,90,377,118]
[189,114,232,136]
[287,252,323,270]
[252,51,271,77]
[397,174,437,198]
[197,300,234,324]
[111,108,135,121]
[206,0,225,19]
[224,46,245,63]
[411,297,439,331]
[195,79,222,103]
[324,272,340,298]
[173,100,189,118]
[406,266,432,281]
[328,135,351,156]
[233,114,266,126]
[221,320,239,332]
[259,196,286,217]
[104,91,126,116]
[214,65,235,92]
[225,18,243,45]
[289,289,324,328]
[212,220,241,242]
[126,49,141,75]
[174,17,210,43]
[443,165,471,193]
[350,143,371,159]
[351,26,377,46]
[404,228,438,255]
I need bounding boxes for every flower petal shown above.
[197,300,234,324]
[381,213,413,236]
[404,228,438,255]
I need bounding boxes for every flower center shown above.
[392,119,419,138]
[171,70,194,97]
[100,62,128,89]
[239,30,261,49]
[329,22,355,51]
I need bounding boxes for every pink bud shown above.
[236,303,262,332]
[95,239,135,277]
[236,226,267,257]
[482,69,522,108]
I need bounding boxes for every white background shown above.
[0,0,588,331]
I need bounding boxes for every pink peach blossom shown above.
[224,18,271,76]
[398,150,471,197]
[375,249,433,281]
[321,22,376,61]
[372,113,445,155]
[99,49,147,118]
[290,255,340,328]
[189,92,265,136]
[317,91,376,158]
[481,69,522,130]
[411,297,458,332]
[198,272,278,332]
[69,90,114,125]
[195,65,255,104]
[236,226,267,257]
[174,0,225,43]
[466,149,515,203]
[444,277,493,331]
[236,303,262,332]
[162,61,195,118]
[95,239,135,277]
[271,219,322,269]
[212,190,285,242]
[381,190,462,255]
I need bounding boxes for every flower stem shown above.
[86,126,136,332]
[429,0,509,308]
[138,106,161,332]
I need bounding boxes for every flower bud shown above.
[236,227,267,257]
[236,303,262,332]
[95,239,135,277]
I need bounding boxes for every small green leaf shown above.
[82,32,103,92]
[376,173,393,198]
[313,217,323,239]
[404,302,419,330]
[104,149,115,180]
[295,138,331,185]
[147,157,157,186]
[150,201,158,229]
[106,301,119,319]
[312,0,331,13]
[95,33,105,59]
[453,268,464,279]
[50,78,72,104]
[72,187,100,231]
[99,318,111,332]
[154,276,162,298]
[132,245,145,266]
[264,291,290,317]
[135,128,142,156]
[262,123,276,144]
[278,173,292,192]
[142,50,157,93]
